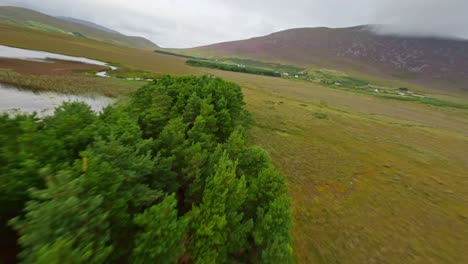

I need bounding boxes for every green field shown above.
[186,59,282,77]
[1,23,468,263]
[293,69,468,110]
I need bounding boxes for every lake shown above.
[0,45,117,70]
[0,45,116,116]
[0,83,113,117]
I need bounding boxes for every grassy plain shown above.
[1,24,468,263]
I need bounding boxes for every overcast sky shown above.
[1,0,467,48]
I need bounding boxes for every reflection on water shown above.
[96,71,110,78]
[0,83,114,117]
[0,45,117,70]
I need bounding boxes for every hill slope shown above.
[0,6,158,49]
[56,16,121,35]
[184,26,468,90]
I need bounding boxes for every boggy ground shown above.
[0,56,145,97]
[1,23,468,263]
[0,58,106,75]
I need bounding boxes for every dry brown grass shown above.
[244,86,468,263]
[0,69,144,97]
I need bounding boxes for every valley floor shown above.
[1,24,468,263]
[243,82,468,263]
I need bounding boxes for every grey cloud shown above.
[1,0,467,48]
[368,0,468,39]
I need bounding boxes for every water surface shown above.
[96,71,110,78]
[0,45,117,70]
[0,83,113,117]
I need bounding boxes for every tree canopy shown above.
[1,75,292,263]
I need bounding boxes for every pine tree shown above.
[188,154,251,263]
[152,117,188,193]
[42,102,98,161]
[2,76,292,263]
[254,195,293,264]
[133,88,173,138]
[0,114,42,220]
[183,92,202,124]
[132,194,187,263]
[10,169,113,264]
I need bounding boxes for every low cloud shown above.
[368,0,468,39]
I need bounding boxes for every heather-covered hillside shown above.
[187,26,468,90]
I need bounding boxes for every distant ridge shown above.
[0,6,159,49]
[182,25,468,90]
[56,16,121,35]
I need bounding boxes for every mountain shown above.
[183,26,468,90]
[0,6,158,50]
[56,16,121,35]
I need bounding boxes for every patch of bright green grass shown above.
[293,69,468,110]
[157,49,305,75]
[381,95,468,109]
[186,59,281,77]
[313,69,369,87]
[25,21,66,34]
[219,57,305,75]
